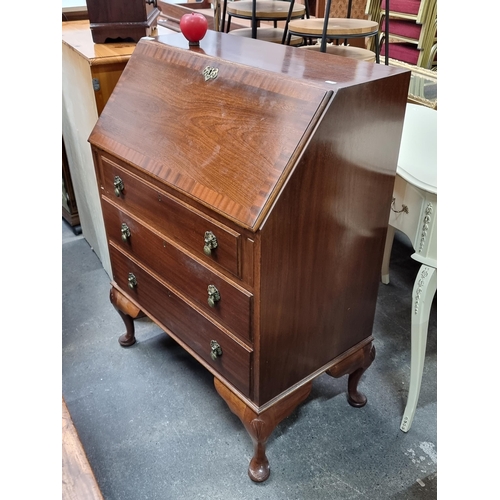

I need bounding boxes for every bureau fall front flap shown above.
[88,36,332,230]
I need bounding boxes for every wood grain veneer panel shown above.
[256,73,410,405]
[89,36,330,229]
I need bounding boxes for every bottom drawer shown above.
[110,244,252,396]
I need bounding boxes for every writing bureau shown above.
[89,30,410,482]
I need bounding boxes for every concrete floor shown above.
[62,219,437,500]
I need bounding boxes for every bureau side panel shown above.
[256,73,410,406]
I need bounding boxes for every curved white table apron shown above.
[381,103,437,433]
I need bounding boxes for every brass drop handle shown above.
[204,231,218,255]
[114,176,124,197]
[210,340,223,360]
[391,197,409,214]
[207,284,220,307]
[128,273,137,289]
[121,223,131,241]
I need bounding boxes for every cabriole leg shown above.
[326,341,376,408]
[109,286,142,347]
[400,265,437,432]
[214,378,312,482]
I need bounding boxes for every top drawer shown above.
[97,153,242,278]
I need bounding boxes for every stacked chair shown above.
[222,0,308,45]
[366,0,437,69]
[284,0,380,62]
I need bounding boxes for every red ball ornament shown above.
[179,12,208,46]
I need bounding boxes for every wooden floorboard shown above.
[62,398,104,500]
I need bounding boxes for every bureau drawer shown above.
[99,154,242,278]
[102,198,253,342]
[109,244,252,396]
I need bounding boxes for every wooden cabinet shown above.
[86,0,161,43]
[62,20,174,276]
[89,31,410,482]
[62,21,136,276]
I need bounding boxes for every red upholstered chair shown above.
[380,0,428,21]
[381,17,425,47]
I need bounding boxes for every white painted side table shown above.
[381,103,437,432]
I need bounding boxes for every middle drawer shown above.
[102,197,253,342]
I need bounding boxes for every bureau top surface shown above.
[89,31,408,229]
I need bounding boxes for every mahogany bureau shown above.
[89,31,410,482]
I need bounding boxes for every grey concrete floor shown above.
[62,219,437,500]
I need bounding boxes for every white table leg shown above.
[381,225,395,284]
[400,265,437,432]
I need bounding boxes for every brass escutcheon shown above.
[207,284,220,307]
[203,231,218,255]
[210,340,223,360]
[203,66,219,82]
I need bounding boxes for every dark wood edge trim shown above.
[255,90,334,231]
[88,55,133,67]
[216,335,374,414]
